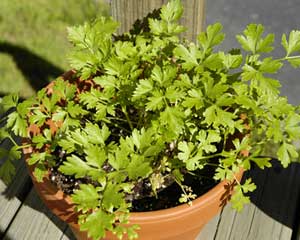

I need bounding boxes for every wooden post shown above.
[104,0,205,41]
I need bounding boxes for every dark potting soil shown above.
[49,166,218,212]
[130,168,218,212]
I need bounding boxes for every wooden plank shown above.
[196,212,220,240]
[108,0,205,41]
[2,188,71,240]
[0,157,32,237]
[211,161,300,240]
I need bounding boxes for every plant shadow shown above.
[243,159,300,237]
[0,41,64,91]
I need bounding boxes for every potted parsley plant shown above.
[1,0,300,239]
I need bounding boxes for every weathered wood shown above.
[107,0,205,41]
[0,158,32,238]
[2,188,70,240]
[205,162,300,240]
[196,213,220,240]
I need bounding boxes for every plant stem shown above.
[121,106,134,130]
[279,55,300,61]
[8,136,19,147]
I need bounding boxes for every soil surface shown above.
[49,165,218,212]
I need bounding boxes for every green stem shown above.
[17,144,31,150]
[8,136,19,147]
[279,55,300,61]
[121,106,134,130]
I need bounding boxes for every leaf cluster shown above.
[1,0,300,239]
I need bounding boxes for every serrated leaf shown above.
[159,107,184,135]
[85,123,110,145]
[146,91,164,111]
[287,57,300,68]
[242,178,257,193]
[127,155,152,180]
[149,18,165,35]
[236,24,274,54]
[0,94,18,114]
[173,44,199,70]
[220,52,243,69]
[58,139,75,153]
[80,209,115,240]
[178,141,194,161]
[198,23,225,51]
[259,57,283,73]
[160,0,183,22]
[241,64,260,81]
[0,155,16,184]
[70,129,88,146]
[277,142,299,167]
[196,130,220,154]
[108,148,129,171]
[281,30,300,56]
[203,53,224,70]
[133,79,153,99]
[27,152,47,165]
[67,102,88,118]
[285,113,300,139]
[102,183,124,211]
[151,65,163,84]
[94,75,117,89]
[231,185,250,212]
[33,163,48,182]
[182,89,204,110]
[29,110,48,126]
[59,155,94,178]
[165,86,184,103]
[72,184,100,212]
[84,144,106,168]
[251,156,272,169]
[6,112,28,137]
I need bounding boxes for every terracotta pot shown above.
[24,146,242,240]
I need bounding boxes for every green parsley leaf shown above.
[6,112,27,137]
[236,24,274,54]
[84,144,106,168]
[59,155,95,178]
[146,90,165,111]
[132,79,153,99]
[102,183,125,211]
[127,154,152,180]
[160,0,183,22]
[72,184,100,212]
[231,185,250,212]
[79,209,115,240]
[281,30,300,56]
[85,123,110,145]
[277,142,299,167]
[33,163,48,182]
[0,94,18,114]
[173,44,199,70]
[198,23,225,52]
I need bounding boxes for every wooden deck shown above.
[1,158,300,240]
